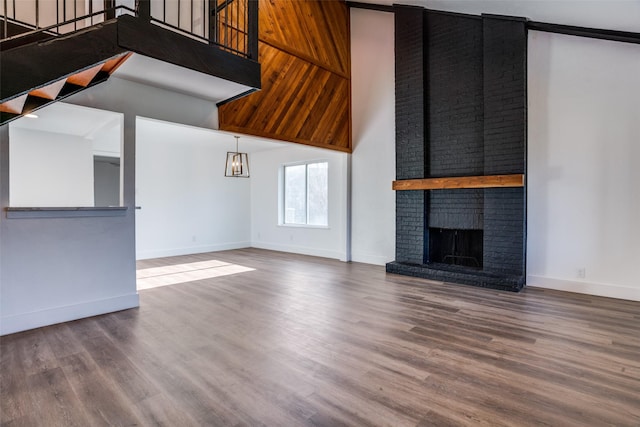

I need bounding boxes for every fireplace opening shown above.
[429,228,483,269]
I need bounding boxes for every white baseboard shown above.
[1,293,140,336]
[251,241,346,261]
[350,252,393,266]
[527,275,640,302]
[136,241,251,260]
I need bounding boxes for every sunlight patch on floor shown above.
[137,260,255,290]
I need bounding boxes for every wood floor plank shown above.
[2,248,639,426]
[0,339,33,424]
[24,367,92,427]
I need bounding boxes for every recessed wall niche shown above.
[386,6,527,291]
[9,102,123,208]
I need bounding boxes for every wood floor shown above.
[2,248,639,426]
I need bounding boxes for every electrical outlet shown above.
[577,268,586,279]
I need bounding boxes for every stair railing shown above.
[1,0,257,59]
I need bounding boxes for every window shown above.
[282,161,328,226]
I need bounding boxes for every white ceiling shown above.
[358,0,640,33]
[11,103,122,138]
[136,117,287,153]
[113,53,254,104]
[12,103,287,154]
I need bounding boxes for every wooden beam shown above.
[392,174,524,191]
[346,1,394,13]
[528,21,640,45]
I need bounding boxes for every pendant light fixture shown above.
[224,135,250,178]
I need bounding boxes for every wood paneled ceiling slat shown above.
[283,68,331,137]
[219,46,350,151]
[251,50,299,130]
[258,0,349,76]
[269,61,315,134]
[219,0,351,152]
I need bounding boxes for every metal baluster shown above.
[2,0,7,39]
[190,0,193,33]
[177,0,180,30]
[35,0,39,29]
[244,0,247,54]
[224,0,228,49]
[242,0,245,54]
[214,0,219,43]
[247,0,257,59]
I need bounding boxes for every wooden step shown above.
[0,94,28,114]
[29,79,67,100]
[0,53,130,123]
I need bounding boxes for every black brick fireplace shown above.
[386,6,527,291]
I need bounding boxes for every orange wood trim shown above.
[218,124,353,154]
[67,63,104,87]
[392,174,525,191]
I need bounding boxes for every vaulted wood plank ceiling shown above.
[219,0,351,152]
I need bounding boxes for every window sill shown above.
[278,223,330,230]
[5,206,128,219]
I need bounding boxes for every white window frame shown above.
[279,160,329,228]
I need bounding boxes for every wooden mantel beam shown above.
[392,174,524,191]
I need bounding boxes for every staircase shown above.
[0,0,260,125]
[0,49,131,123]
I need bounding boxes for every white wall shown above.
[527,31,640,301]
[350,8,396,266]
[136,118,251,259]
[91,121,122,158]
[250,144,349,261]
[9,128,94,207]
[0,78,221,335]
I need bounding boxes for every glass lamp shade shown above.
[224,151,250,177]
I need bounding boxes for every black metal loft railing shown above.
[0,0,257,59]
